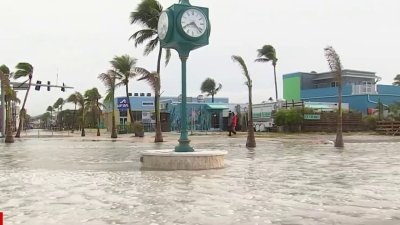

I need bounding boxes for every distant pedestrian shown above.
[228,111,233,136]
[231,112,237,135]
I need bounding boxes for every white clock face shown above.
[180,8,207,38]
[158,11,169,40]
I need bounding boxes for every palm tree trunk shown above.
[97,100,100,136]
[273,64,278,101]
[71,103,77,132]
[154,91,163,142]
[111,113,117,138]
[125,84,135,125]
[111,91,118,138]
[154,45,163,142]
[81,108,86,137]
[246,85,256,147]
[50,111,53,130]
[15,77,32,137]
[335,84,344,147]
[212,94,214,103]
[5,97,14,143]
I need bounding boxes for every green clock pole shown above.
[160,0,209,152]
[175,55,194,152]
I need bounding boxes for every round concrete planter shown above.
[140,150,227,170]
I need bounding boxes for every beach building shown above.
[283,69,400,114]
[102,93,230,133]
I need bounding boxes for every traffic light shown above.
[47,81,50,91]
[61,83,65,92]
[35,80,41,91]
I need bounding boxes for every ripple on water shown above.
[0,138,400,224]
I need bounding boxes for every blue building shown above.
[283,69,400,114]
[103,93,229,132]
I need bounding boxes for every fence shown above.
[376,121,400,136]
[302,112,363,132]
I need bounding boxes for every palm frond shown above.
[110,55,137,75]
[0,65,10,75]
[231,55,251,85]
[393,74,400,86]
[144,37,159,56]
[165,48,171,67]
[136,67,159,92]
[14,62,33,79]
[129,29,156,47]
[324,46,343,80]
[256,45,278,65]
[98,70,117,105]
[254,58,269,63]
[215,83,222,93]
[130,0,163,29]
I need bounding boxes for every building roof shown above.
[205,104,229,110]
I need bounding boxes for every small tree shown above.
[274,108,303,132]
[200,78,222,103]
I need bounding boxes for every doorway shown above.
[210,111,220,129]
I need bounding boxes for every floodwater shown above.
[1,132,400,225]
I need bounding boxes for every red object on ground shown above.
[0,211,3,225]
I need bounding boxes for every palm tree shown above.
[53,98,64,130]
[130,0,171,139]
[111,55,137,125]
[13,62,33,137]
[324,46,344,148]
[41,112,51,129]
[232,55,256,148]
[74,92,86,137]
[393,74,400,86]
[200,78,222,103]
[98,70,118,138]
[0,67,17,143]
[135,68,162,142]
[255,45,278,101]
[84,88,102,136]
[46,106,54,128]
[66,93,79,132]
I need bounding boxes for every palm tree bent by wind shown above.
[0,66,18,143]
[130,0,171,142]
[324,46,344,148]
[135,67,163,142]
[232,55,256,148]
[14,62,34,137]
[111,55,137,125]
[255,45,278,101]
[99,71,118,138]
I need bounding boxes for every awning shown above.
[205,104,229,110]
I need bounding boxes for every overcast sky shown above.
[1,0,399,116]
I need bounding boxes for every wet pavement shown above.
[1,130,400,225]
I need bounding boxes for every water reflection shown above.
[0,137,399,224]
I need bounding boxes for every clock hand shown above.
[191,22,203,33]
[183,21,196,29]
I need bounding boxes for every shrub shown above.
[274,108,303,132]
